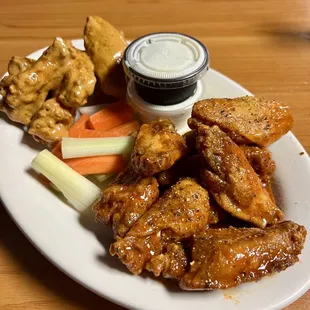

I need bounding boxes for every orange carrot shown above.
[52,141,62,158]
[69,129,109,138]
[51,141,124,175]
[69,113,90,135]
[99,120,140,137]
[69,121,140,138]
[87,102,134,130]
[63,155,125,175]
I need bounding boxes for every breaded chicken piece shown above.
[8,56,36,76]
[190,96,293,147]
[84,16,127,98]
[110,178,215,276]
[240,145,276,201]
[55,49,96,107]
[0,38,96,126]
[94,166,159,238]
[192,123,283,228]
[180,221,307,290]
[28,98,74,144]
[131,118,188,176]
[0,38,74,125]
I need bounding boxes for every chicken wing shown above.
[180,221,307,290]
[94,166,159,238]
[28,98,74,144]
[0,37,96,133]
[110,178,215,276]
[190,96,293,147]
[192,122,283,228]
[84,16,127,98]
[145,242,188,279]
[156,154,201,188]
[131,118,188,176]
[240,145,276,201]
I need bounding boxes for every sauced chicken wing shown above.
[240,145,276,201]
[110,178,216,276]
[131,118,188,176]
[156,154,201,188]
[180,221,306,290]
[191,96,293,147]
[0,57,35,95]
[0,38,75,125]
[55,49,96,107]
[190,122,283,228]
[28,98,74,144]
[1,39,95,118]
[84,16,127,98]
[0,38,96,144]
[8,57,36,76]
[94,166,159,238]
[145,242,188,279]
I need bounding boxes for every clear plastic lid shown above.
[123,32,209,89]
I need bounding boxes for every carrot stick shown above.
[63,155,125,175]
[52,114,91,155]
[69,113,90,136]
[52,141,62,158]
[51,141,124,175]
[69,121,140,138]
[87,102,134,130]
[99,120,140,137]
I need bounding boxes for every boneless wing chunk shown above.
[191,96,293,147]
[28,98,74,144]
[94,166,159,238]
[110,178,215,276]
[0,38,75,125]
[0,37,96,130]
[190,122,283,228]
[55,49,96,108]
[131,118,188,176]
[180,221,307,290]
[84,16,127,98]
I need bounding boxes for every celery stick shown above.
[62,136,135,159]
[32,150,102,212]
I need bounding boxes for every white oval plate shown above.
[1,39,310,310]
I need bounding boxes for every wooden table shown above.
[0,0,309,309]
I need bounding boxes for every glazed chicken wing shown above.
[94,166,159,238]
[156,154,201,188]
[131,118,188,176]
[110,178,216,276]
[190,122,283,228]
[145,242,188,279]
[180,221,307,290]
[191,96,293,147]
[240,145,276,201]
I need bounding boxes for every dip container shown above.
[123,32,209,129]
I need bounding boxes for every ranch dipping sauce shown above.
[123,32,209,131]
